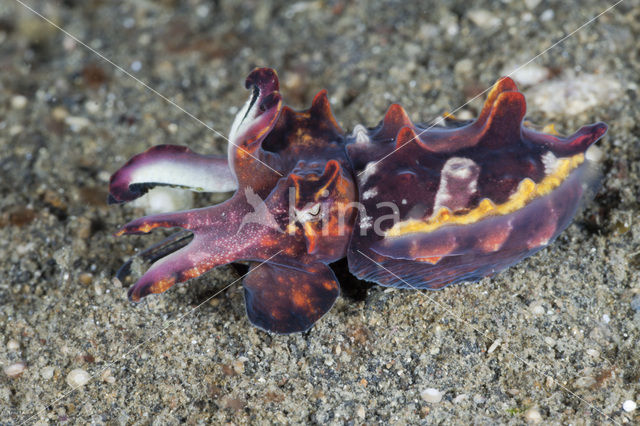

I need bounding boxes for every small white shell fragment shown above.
[41,366,55,380]
[101,369,116,384]
[4,362,26,378]
[586,348,600,357]
[420,388,443,403]
[167,123,178,134]
[66,368,91,388]
[487,338,501,354]
[540,9,554,21]
[527,73,621,116]
[467,9,501,29]
[6,339,20,351]
[453,394,468,403]
[11,94,27,109]
[473,394,486,403]
[524,0,541,10]
[356,405,365,419]
[529,302,545,315]
[622,400,637,412]
[524,406,542,423]
[64,115,91,132]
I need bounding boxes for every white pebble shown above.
[123,17,135,28]
[420,388,443,403]
[487,338,501,354]
[101,369,116,384]
[16,243,35,255]
[601,314,610,324]
[530,302,545,315]
[131,61,142,72]
[623,400,637,412]
[94,282,104,296]
[525,406,542,423]
[453,394,468,403]
[454,58,474,76]
[468,9,501,28]
[356,405,365,419]
[41,366,55,380]
[167,123,178,134]
[6,339,20,351]
[524,0,541,9]
[63,35,76,51]
[527,73,623,117]
[66,368,90,388]
[85,100,100,114]
[196,4,210,18]
[11,95,27,109]
[65,116,91,132]
[9,125,23,136]
[4,362,26,378]
[586,348,600,357]
[473,394,486,404]
[540,9,554,21]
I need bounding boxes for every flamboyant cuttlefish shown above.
[109,68,607,333]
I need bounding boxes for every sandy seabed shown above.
[1,0,639,424]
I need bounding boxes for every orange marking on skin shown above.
[149,277,176,294]
[126,222,166,234]
[140,223,156,233]
[303,222,318,253]
[322,280,336,291]
[479,92,526,139]
[416,256,442,264]
[270,308,285,320]
[384,104,412,128]
[291,287,312,310]
[478,77,518,121]
[182,267,203,280]
[409,237,457,263]
[527,217,557,249]
[285,222,297,235]
[314,160,341,199]
[289,173,303,204]
[395,126,418,149]
[311,90,342,131]
[477,225,512,253]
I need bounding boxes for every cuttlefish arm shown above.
[114,191,281,301]
[108,144,237,204]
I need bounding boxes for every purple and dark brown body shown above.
[109,68,607,333]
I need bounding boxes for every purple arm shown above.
[109,145,237,204]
